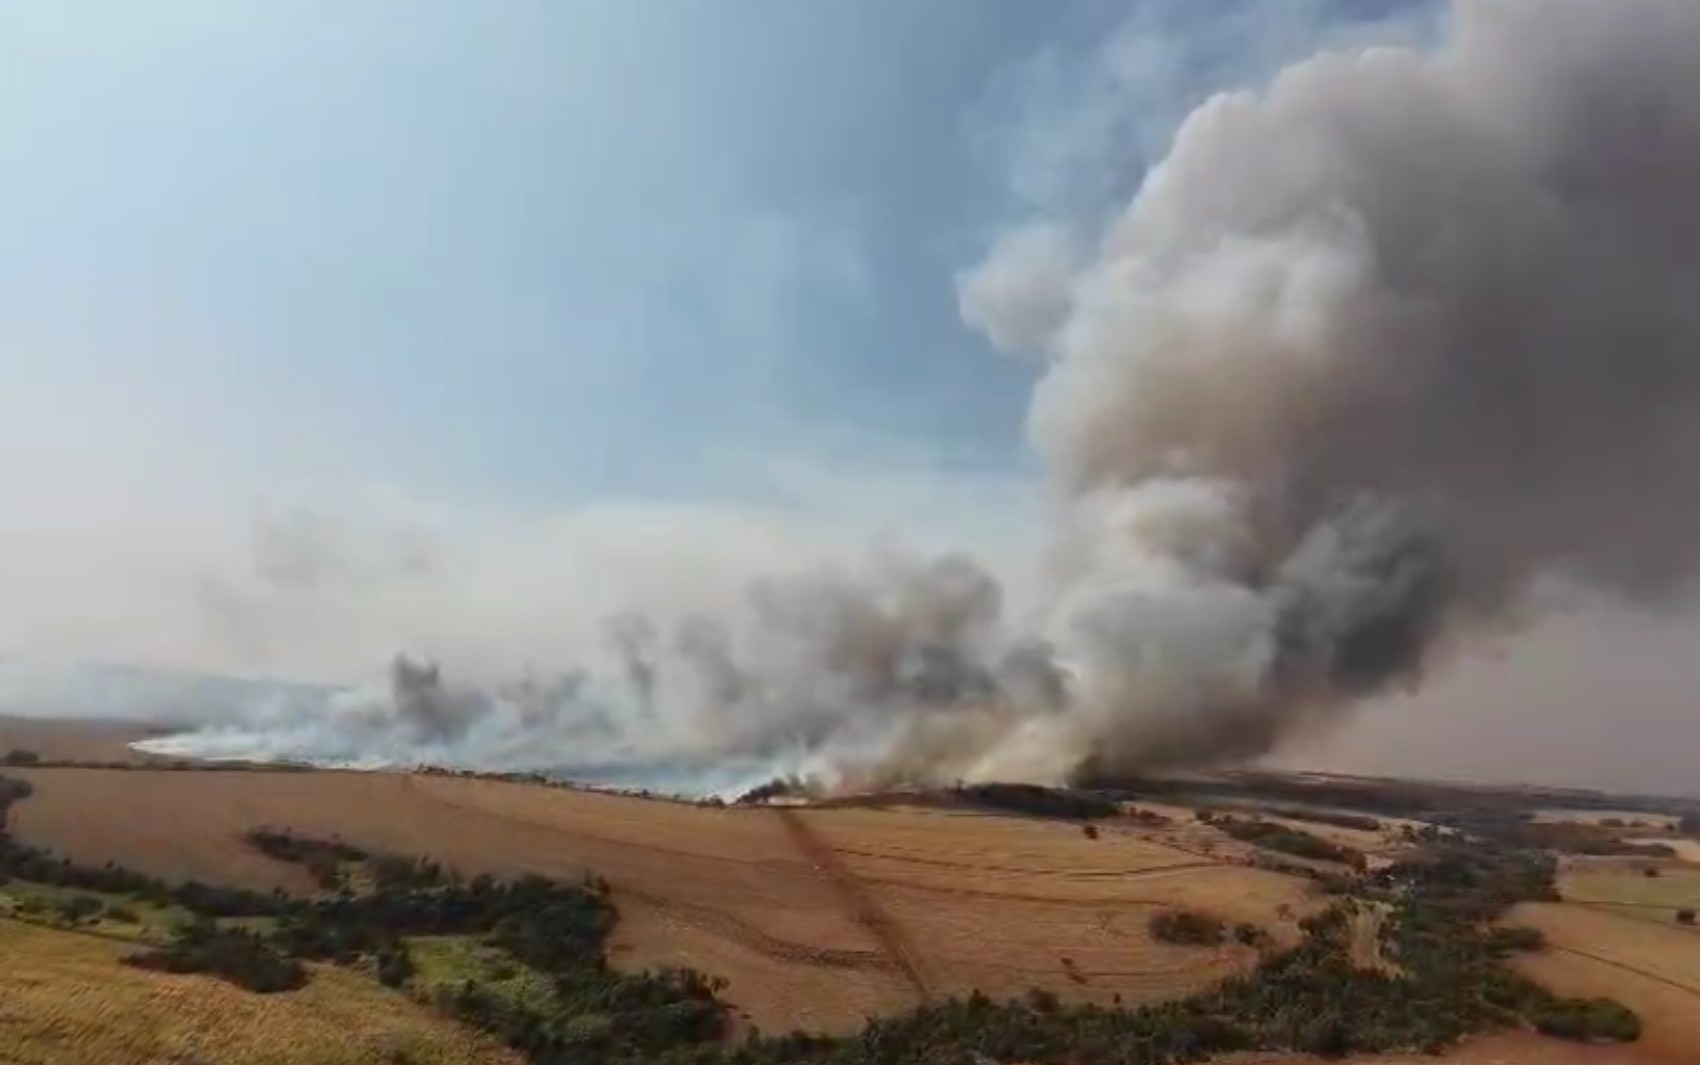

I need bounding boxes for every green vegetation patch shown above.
[0,879,191,943]
[409,934,558,1015]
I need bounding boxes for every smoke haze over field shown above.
[14,0,1700,794]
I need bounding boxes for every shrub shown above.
[1,749,40,766]
[375,942,415,988]
[126,921,307,994]
[1149,909,1226,946]
[1483,925,1546,955]
[1676,908,1695,925]
[1530,997,1641,1043]
[1233,922,1270,948]
[53,894,104,924]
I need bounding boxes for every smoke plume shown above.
[134,0,1700,790]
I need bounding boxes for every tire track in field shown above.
[402,777,894,976]
[818,845,1223,880]
[854,877,1187,908]
[822,847,1224,877]
[1548,943,1700,998]
[774,808,935,1003]
[616,889,899,974]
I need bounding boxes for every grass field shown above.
[1510,902,1700,1064]
[0,917,522,1065]
[5,766,1317,1032]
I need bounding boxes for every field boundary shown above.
[775,809,934,1003]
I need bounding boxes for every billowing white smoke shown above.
[139,0,1700,789]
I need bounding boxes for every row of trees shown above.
[1203,814,1369,869]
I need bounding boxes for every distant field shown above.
[0,917,521,1065]
[1511,901,1700,1063]
[5,766,1315,1032]
[1560,865,1700,926]
[0,716,165,764]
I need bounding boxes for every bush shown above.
[375,942,415,988]
[1676,909,1695,925]
[1149,909,1225,946]
[1233,922,1270,948]
[53,894,104,924]
[1483,925,1546,955]
[1530,997,1642,1043]
[1,749,40,766]
[126,921,307,994]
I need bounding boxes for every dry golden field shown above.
[0,715,165,764]
[1559,865,1700,926]
[0,917,522,1065]
[5,766,1318,1032]
[1510,902,1700,1064]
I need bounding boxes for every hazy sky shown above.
[0,0,1424,508]
[24,1,1700,796]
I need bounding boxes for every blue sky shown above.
[0,0,1429,514]
[0,1,1063,507]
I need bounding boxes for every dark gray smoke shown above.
[142,0,1700,789]
[955,0,1700,778]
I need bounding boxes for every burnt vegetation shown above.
[0,772,1650,1063]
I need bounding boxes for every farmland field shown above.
[0,715,166,764]
[5,766,1314,1032]
[1511,902,1700,1064]
[1560,865,1700,927]
[0,917,521,1065]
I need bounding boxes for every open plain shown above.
[2,765,1319,1033]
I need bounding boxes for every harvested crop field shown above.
[1510,902,1700,1063]
[1560,865,1700,926]
[0,917,521,1065]
[4,767,1318,1032]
